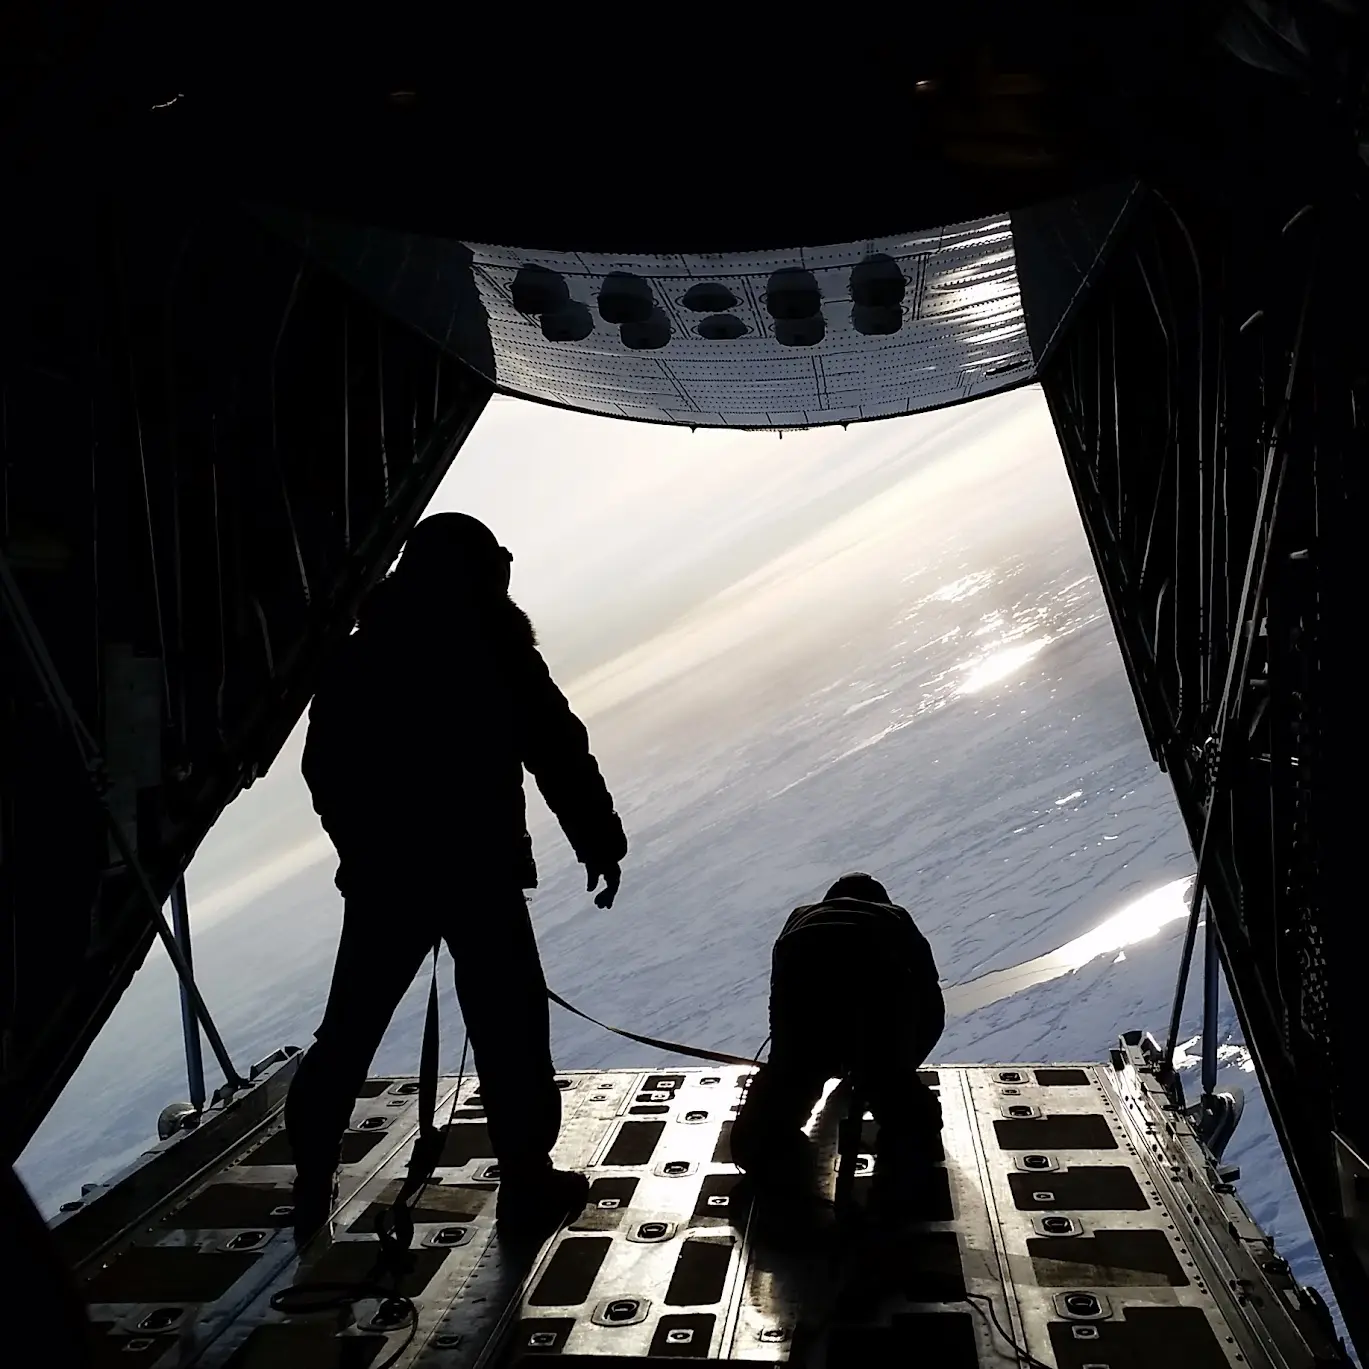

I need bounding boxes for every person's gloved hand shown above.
[586,862,622,909]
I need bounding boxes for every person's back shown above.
[287,513,627,1246]
[770,881,944,1072]
[302,527,619,896]
[732,873,944,1205]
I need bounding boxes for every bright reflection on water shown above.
[960,638,1050,694]
[771,553,1110,799]
[1057,876,1194,968]
[931,571,994,603]
[946,875,1195,1018]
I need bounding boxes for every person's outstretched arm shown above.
[518,646,627,907]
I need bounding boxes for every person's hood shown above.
[357,575,538,652]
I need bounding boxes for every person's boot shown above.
[731,1064,824,1180]
[731,1067,838,1247]
[291,1168,340,1246]
[495,1163,590,1248]
[734,1136,835,1249]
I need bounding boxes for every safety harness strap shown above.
[377,945,446,1264]
[376,961,762,1265]
[546,988,764,1068]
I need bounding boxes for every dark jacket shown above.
[772,896,945,1058]
[302,582,626,896]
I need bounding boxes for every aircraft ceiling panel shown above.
[255,207,1036,428]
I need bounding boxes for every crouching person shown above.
[731,873,944,1213]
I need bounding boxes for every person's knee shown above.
[304,1009,392,1081]
[861,1074,942,1135]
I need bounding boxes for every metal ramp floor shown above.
[52,1043,1342,1367]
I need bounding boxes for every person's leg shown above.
[855,990,945,1210]
[285,890,432,1229]
[444,887,559,1169]
[443,887,585,1240]
[732,1061,833,1161]
[858,1059,943,1159]
[732,936,842,1179]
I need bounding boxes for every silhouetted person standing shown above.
[286,513,627,1243]
[731,873,944,1208]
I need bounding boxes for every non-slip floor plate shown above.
[67,1064,1314,1367]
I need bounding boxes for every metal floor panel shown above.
[60,1059,1338,1367]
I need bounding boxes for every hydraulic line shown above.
[1162,211,1315,1073]
[1202,903,1221,1098]
[170,877,207,1111]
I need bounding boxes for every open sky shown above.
[184,385,1057,933]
